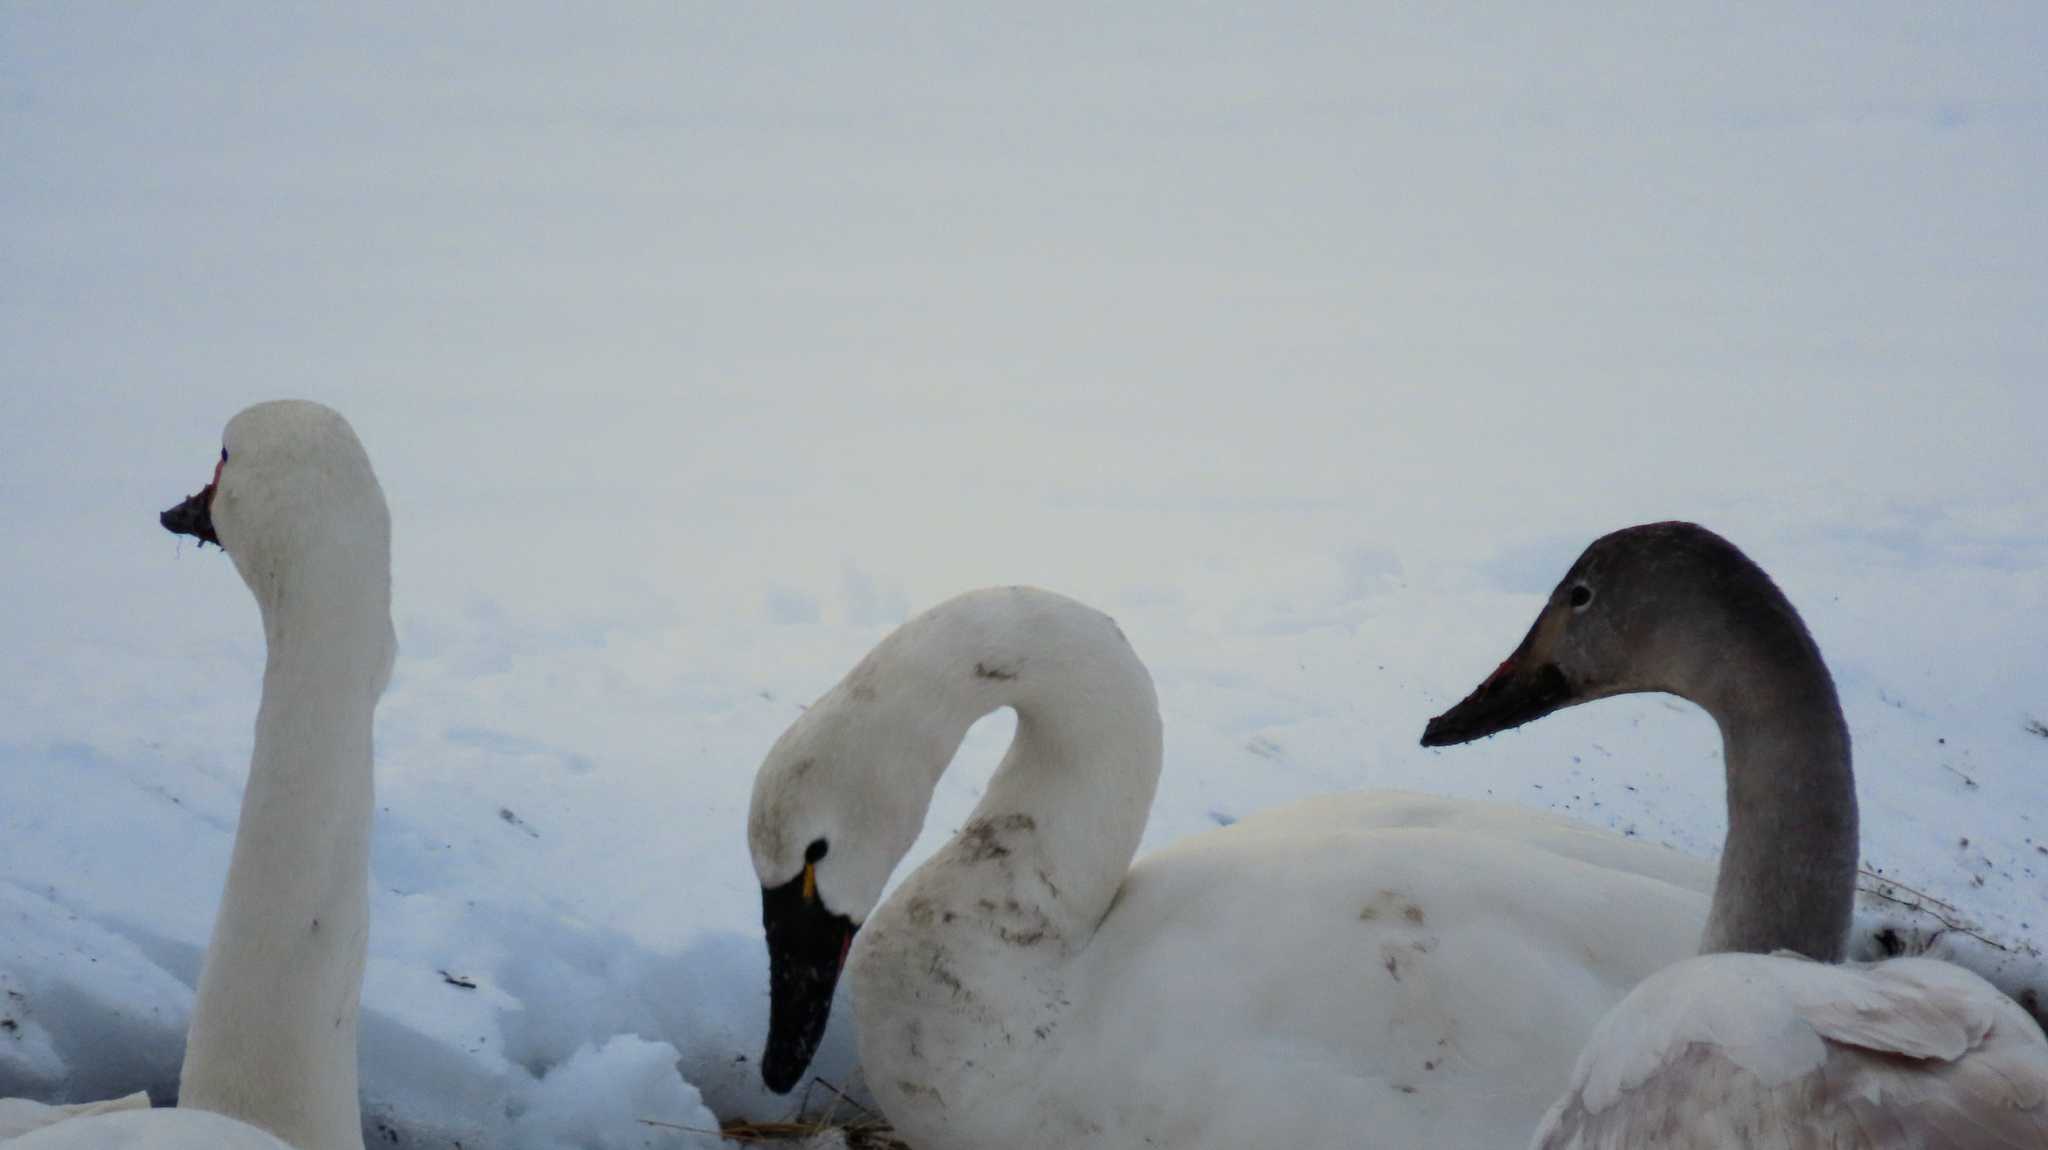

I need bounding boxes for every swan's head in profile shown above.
[160,400,395,684]
[1422,521,1788,746]
[747,660,944,1093]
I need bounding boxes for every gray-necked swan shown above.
[1423,521,2048,1148]
[746,585,1726,1149]
[3,401,393,1150]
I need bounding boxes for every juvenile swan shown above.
[4,402,394,1149]
[1423,521,2048,1148]
[747,587,1728,1150]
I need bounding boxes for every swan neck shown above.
[849,593,1162,1135]
[1699,648,1856,963]
[970,661,1164,938]
[179,567,387,1150]
[883,590,1163,942]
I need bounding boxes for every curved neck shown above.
[1690,622,1857,963]
[179,552,389,1150]
[884,589,1163,946]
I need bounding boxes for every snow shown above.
[507,1036,722,1150]
[3,5,2044,1146]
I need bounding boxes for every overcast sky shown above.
[4,4,2043,660]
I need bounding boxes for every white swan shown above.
[0,1096,150,1142]
[746,586,1727,1149]
[1421,521,2048,1148]
[3,401,394,1150]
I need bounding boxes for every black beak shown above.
[1421,616,1577,747]
[1421,660,1573,746]
[161,485,220,548]
[759,870,857,1094]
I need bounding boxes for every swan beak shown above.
[1420,625,1575,747]
[759,867,858,1094]
[160,485,221,548]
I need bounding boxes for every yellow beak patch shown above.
[802,862,817,902]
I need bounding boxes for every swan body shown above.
[748,587,1721,1149]
[4,1105,294,1149]
[1423,521,2048,1148]
[0,1095,151,1141]
[3,402,393,1149]
[864,791,1716,1150]
[1533,953,2048,1148]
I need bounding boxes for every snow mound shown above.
[0,883,189,1105]
[509,1035,726,1149]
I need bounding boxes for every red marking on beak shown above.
[838,930,854,972]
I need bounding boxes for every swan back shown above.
[4,1104,297,1149]
[1533,954,2048,1148]
[0,1093,150,1140]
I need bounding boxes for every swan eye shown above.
[1569,584,1594,610]
[221,447,229,462]
[804,839,829,864]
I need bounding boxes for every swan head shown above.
[161,401,395,684]
[746,668,946,1093]
[1422,521,1797,745]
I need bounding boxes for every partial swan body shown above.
[0,1095,151,1141]
[1539,953,2046,1148]
[1423,521,2048,1148]
[746,587,1721,1149]
[6,1107,297,1149]
[4,402,394,1150]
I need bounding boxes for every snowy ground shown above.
[2,496,2044,1147]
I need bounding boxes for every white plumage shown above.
[3,402,393,1150]
[749,586,1727,1149]
[1534,954,2048,1148]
